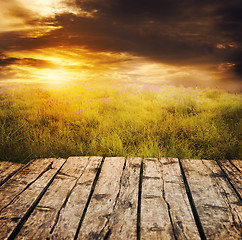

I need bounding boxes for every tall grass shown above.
[0,83,241,163]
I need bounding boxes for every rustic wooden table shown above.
[0,157,241,240]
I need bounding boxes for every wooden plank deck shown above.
[0,157,241,240]
[0,161,23,187]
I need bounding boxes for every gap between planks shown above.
[0,161,24,187]
[0,158,241,240]
[180,159,242,240]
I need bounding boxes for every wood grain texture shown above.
[0,161,23,186]
[0,158,65,240]
[77,157,128,240]
[0,158,57,210]
[90,157,141,240]
[15,157,90,240]
[159,158,200,239]
[141,158,174,240]
[230,160,242,172]
[217,160,242,199]
[0,157,240,240]
[181,159,242,240]
[0,161,12,172]
[51,156,103,240]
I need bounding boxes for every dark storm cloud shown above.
[0,30,58,52]
[61,0,242,68]
[48,13,216,65]
[0,0,241,78]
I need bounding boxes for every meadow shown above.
[0,83,241,163]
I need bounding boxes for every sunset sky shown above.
[0,0,241,91]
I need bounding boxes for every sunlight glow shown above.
[37,69,69,85]
[0,0,70,33]
[5,47,219,89]
[18,0,78,17]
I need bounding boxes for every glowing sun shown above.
[37,69,69,85]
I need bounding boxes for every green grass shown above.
[0,83,241,163]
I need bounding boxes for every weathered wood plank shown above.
[141,158,200,240]
[230,160,242,172]
[51,156,103,239]
[159,158,200,239]
[141,158,174,240]
[76,157,127,240]
[106,157,140,239]
[15,156,92,240]
[89,157,141,240]
[0,161,12,172]
[217,160,242,199]
[0,158,58,210]
[0,161,23,186]
[181,159,242,240]
[0,158,65,240]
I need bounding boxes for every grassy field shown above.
[0,83,241,163]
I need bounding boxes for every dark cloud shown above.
[0,57,19,67]
[0,0,241,84]
[0,30,57,53]
[0,55,54,68]
[45,13,215,66]
[73,0,242,78]
[20,58,55,68]
[230,51,242,76]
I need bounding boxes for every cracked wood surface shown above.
[0,158,241,240]
[181,159,242,240]
[0,161,23,186]
[230,160,242,172]
[15,156,92,240]
[141,158,200,240]
[77,157,137,240]
[88,157,141,240]
[0,158,59,210]
[159,158,200,239]
[51,156,102,239]
[0,158,65,240]
[141,158,173,240]
[217,160,242,199]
